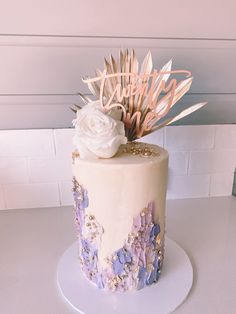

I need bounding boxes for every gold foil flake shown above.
[72,176,82,193]
[147,264,155,272]
[121,142,160,158]
[72,151,80,163]
[111,277,119,286]
[156,235,161,245]
[105,257,112,265]
[141,208,148,216]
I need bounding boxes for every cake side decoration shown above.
[73,176,164,292]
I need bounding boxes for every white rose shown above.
[72,101,127,159]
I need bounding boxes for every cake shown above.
[71,50,206,292]
[72,142,168,291]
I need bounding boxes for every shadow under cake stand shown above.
[57,238,193,314]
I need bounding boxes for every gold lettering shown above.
[82,69,192,137]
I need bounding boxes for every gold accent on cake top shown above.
[120,142,160,158]
[72,142,161,163]
[72,151,80,164]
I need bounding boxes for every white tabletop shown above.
[0,196,235,314]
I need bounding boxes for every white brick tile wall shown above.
[0,130,55,157]
[59,181,73,206]
[168,151,189,175]
[0,157,29,184]
[3,183,60,209]
[165,125,215,151]
[139,129,164,147]
[53,129,75,157]
[29,158,71,182]
[167,174,211,199]
[0,125,235,210]
[0,185,6,210]
[210,173,234,197]
[215,125,236,149]
[189,150,236,174]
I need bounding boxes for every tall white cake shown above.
[72,142,168,291]
[71,49,205,292]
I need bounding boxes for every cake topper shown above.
[72,50,207,158]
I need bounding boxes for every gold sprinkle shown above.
[124,263,130,269]
[116,276,122,283]
[89,215,95,220]
[143,151,152,156]
[105,258,112,265]
[147,264,154,272]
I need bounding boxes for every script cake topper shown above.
[74,50,207,141]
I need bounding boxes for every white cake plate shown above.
[57,238,193,314]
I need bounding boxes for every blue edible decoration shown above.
[113,259,124,275]
[72,177,164,292]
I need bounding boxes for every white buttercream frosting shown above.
[72,143,169,267]
[72,101,127,159]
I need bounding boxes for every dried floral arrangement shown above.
[72,50,207,159]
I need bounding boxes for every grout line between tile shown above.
[186,151,190,175]
[0,184,6,210]
[52,129,57,156]
[57,182,62,206]
[163,127,166,148]
[212,125,217,150]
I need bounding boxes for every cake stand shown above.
[57,238,193,314]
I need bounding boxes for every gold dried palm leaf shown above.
[79,49,207,141]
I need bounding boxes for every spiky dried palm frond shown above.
[70,93,93,113]
[81,49,207,141]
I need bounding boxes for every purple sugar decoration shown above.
[72,177,164,292]
[113,259,124,276]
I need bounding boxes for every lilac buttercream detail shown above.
[72,177,164,292]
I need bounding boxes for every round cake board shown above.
[57,238,193,314]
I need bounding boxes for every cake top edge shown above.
[72,142,168,166]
